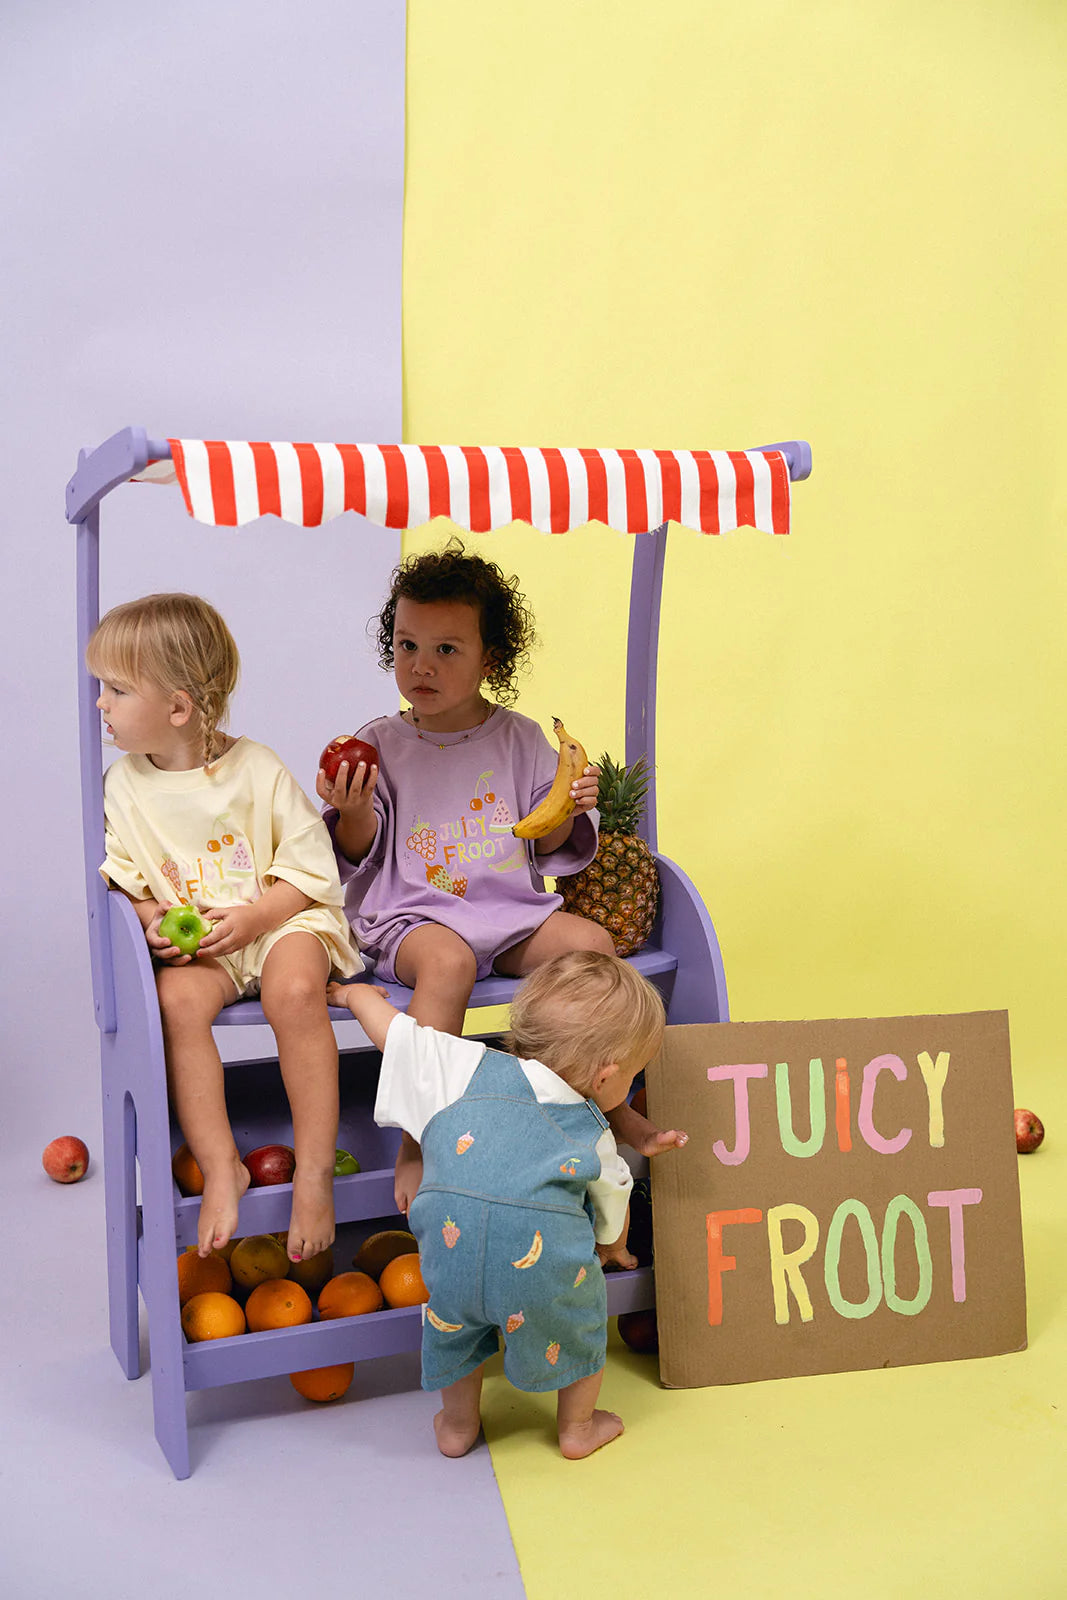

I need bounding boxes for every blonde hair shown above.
[504,951,666,1093]
[86,593,240,768]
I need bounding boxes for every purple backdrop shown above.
[0,1,406,1125]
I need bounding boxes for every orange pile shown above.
[379,1252,430,1309]
[181,1291,246,1342]
[317,1271,383,1320]
[245,1279,313,1332]
[171,1143,204,1196]
[289,1363,355,1402]
[177,1250,232,1306]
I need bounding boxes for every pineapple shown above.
[558,754,659,956]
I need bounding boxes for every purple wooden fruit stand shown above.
[68,427,811,1476]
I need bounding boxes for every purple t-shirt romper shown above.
[326,708,599,980]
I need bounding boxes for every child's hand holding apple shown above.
[316,735,379,829]
[148,903,213,963]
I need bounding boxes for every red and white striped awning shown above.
[133,440,791,536]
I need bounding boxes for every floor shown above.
[5,1063,1063,1599]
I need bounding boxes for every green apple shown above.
[159,905,213,956]
[334,1148,361,1176]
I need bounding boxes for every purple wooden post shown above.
[76,502,115,1034]
[624,524,668,851]
[70,425,156,1033]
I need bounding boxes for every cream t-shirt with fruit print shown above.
[100,736,360,977]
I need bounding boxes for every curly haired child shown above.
[318,541,684,1213]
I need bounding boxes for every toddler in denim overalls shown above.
[330,949,677,1460]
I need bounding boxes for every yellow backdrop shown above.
[401,6,1066,1595]
[403,0,1066,1094]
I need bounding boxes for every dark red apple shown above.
[243,1144,296,1186]
[1014,1108,1045,1154]
[319,735,379,786]
[618,1307,659,1354]
[42,1135,90,1183]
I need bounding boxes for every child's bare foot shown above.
[558,1409,624,1460]
[433,1409,482,1458]
[197,1155,250,1257]
[287,1165,335,1261]
[607,1099,688,1157]
[394,1132,424,1217]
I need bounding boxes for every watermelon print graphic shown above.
[573,1266,587,1288]
[229,839,254,872]
[489,798,515,833]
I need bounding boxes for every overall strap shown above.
[585,1098,610,1135]
[464,1046,538,1101]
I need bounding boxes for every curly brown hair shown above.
[374,537,537,704]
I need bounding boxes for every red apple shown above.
[42,1135,90,1183]
[319,735,379,786]
[243,1144,297,1186]
[1014,1108,1045,1154]
[617,1307,659,1354]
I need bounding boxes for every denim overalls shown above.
[409,1047,611,1393]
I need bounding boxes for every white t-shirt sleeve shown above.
[587,1130,633,1244]
[373,1012,486,1142]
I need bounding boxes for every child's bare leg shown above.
[493,907,614,978]
[434,1363,486,1458]
[607,1099,688,1158]
[556,1367,624,1460]
[261,934,338,1261]
[157,961,247,1257]
[392,924,477,1215]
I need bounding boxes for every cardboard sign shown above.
[646,1013,1026,1387]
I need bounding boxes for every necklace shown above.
[410,699,495,749]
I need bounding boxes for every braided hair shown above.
[86,593,240,769]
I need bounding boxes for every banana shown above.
[511,1229,544,1270]
[426,1307,465,1333]
[512,718,589,839]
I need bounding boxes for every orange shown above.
[317,1271,383,1320]
[176,1250,232,1306]
[289,1362,355,1402]
[230,1234,290,1290]
[352,1228,418,1281]
[171,1142,204,1196]
[180,1291,246,1342]
[245,1278,313,1332]
[287,1246,335,1301]
[379,1252,430,1309]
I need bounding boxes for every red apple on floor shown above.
[243,1144,297,1186]
[617,1307,658,1354]
[1014,1108,1045,1154]
[42,1135,90,1183]
[319,735,379,786]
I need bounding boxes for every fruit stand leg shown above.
[109,892,192,1478]
[101,1060,139,1378]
